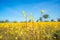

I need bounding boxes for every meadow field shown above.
[0,22,60,40]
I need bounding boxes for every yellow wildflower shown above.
[0,35,2,39]
[15,37,18,40]
[5,32,7,34]
[20,31,23,35]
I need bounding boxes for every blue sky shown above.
[0,0,60,22]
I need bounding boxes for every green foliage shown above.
[39,17,42,22]
[44,20,49,22]
[43,14,49,19]
[52,30,60,40]
[5,20,9,22]
[28,20,31,22]
[13,21,17,23]
[51,19,56,22]
[0,20,9,23]
[36,20,39,22]
[57,18,60,22]
[55,30,60,36]
[0,21,4,23]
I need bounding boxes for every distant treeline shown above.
[0,18,60,23]
[0,20,17,23]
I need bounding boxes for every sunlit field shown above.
[0,22,60,40]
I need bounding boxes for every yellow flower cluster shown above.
[0,22,60,40]
[0,35,2,39]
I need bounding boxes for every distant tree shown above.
[36,20,39,22]
[40,10,45,22]
[43,14,49,22]
[44,20,49,22]
[28,20,31,22]
[5,20,9,22]
[43,14,49,19]
[51,19,55,22]
[57,18,60,22]
[13,21,17,23]
[0,21,4,23]
[39,17,42,22]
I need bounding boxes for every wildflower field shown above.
[0,22,60,40]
